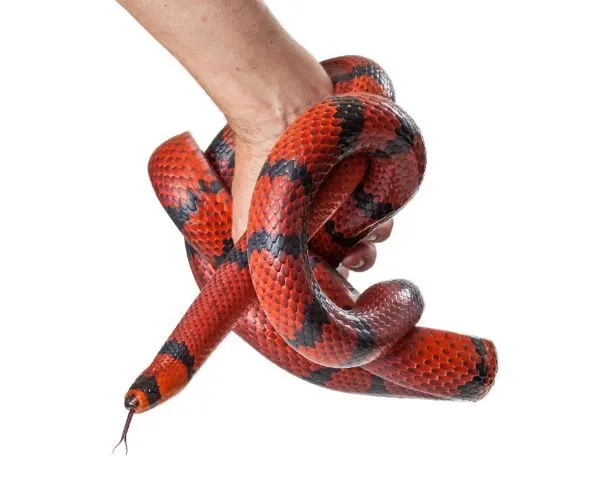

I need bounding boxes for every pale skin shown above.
[117,0,393,273]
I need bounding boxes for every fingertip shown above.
[342,243,377,272]
[231,207,249,242]
[232,221,245,243]
[365,220,394,243]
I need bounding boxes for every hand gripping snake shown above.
[115,56,498,452]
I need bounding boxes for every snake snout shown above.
[124,393,140,411]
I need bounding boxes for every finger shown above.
[231,146,267,241]
[231,168,255,241]
[341,242,377,272]
[364,219,394,244]
[336,265,350,279]
[231,196,251,242]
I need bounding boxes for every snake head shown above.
[124,373,168,413]
[124,351,191,413]
[124,392,141,411]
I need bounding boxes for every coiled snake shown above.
[115,56,498,452]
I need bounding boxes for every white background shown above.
[1,1,598,498]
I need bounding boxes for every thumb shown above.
[231,177,254,242]
[231,141,270,242]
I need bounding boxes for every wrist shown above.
[228,81,332,144]
[222,42,333,144]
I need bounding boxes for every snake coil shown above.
[116,56,497,450]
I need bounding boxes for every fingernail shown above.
[365,234,378,243]
[342,257,365,270]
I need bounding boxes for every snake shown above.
[115,56,498,451]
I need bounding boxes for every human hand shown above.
[231,121,395,276]
[118,0,395,274]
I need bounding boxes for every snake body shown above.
[123,56,497,417]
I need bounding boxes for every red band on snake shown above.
[121,56,497,428]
